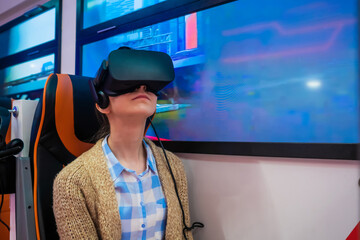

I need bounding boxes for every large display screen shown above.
[83,0,167,29]
[0,8,55,58]
[82,0,358,143]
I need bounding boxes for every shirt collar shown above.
[102,136,158,181]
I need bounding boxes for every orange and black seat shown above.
[0,97,14,194]
[0,97,12,239]
[33,73,100,239]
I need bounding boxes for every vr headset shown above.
[89,47,175,109]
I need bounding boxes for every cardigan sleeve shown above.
[167,150,194,240]
[53,164,98,240]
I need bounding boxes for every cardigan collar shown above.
[82,139,122,238]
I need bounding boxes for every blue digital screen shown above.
[82,0,359,143]
[83,0,166,29]
[0,54,54,96]
[1,54,54,85]
[0,8,55,58]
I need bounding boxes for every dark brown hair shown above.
[90,106,110,142]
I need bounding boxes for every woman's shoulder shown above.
[54,140,103,187]
[53,154,90,191]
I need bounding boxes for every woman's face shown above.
[106,85,157,119]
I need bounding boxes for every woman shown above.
[53,48,194,239]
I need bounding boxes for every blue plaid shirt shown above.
[102,136,167,239]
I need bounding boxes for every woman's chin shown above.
[125,110,156,119]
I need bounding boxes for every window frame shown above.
[0,0,62,96]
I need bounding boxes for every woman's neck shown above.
[107,116,147,174]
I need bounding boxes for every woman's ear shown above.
[95,103,110,114]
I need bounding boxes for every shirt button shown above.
[141,224,145,228]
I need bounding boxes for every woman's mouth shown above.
[132,94,150,100]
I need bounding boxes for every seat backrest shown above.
[33,73,100,240]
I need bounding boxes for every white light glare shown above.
[306,80,321,89]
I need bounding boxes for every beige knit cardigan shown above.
[53,138,193,240]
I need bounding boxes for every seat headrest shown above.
[36,73,100,163]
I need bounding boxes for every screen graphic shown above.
[82,0,359,143]
[83,0,167,29]
[1,54,54,87]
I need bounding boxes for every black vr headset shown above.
[89,47,175,109]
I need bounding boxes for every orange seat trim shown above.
[5,99,13,144]
[55,74,94,157]
[5,118,11,144]
[33,73,54,240]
